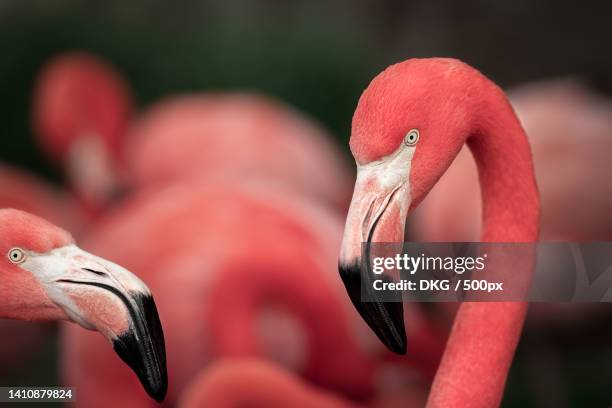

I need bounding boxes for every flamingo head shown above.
[0,209,167,401]
[32,52,132,209]
[339,58,482,354]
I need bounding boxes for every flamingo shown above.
[123,93,353,211]
[32,52,133,216]
[338,58,539,407]
[0,208,167,401]
[32,54,353,216]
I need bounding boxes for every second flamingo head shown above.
[0,208,167,401]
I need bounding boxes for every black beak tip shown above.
[144,370,168,403]
[148,382,168,403]
[387,334,408,355]
[142,375,167,402]
[112,335,168,402]
[112,294,168,402]
[339,261,408,355]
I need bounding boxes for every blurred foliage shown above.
[0,0,386,182]
[3,0,612,181]
[1,1,612,406]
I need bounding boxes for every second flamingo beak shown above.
[19,244,168,401]
[339,145,414,355]
[68,135,122,209]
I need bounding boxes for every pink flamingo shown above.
[338,58,539,407]
[0,208,167,401]
[123,93,353,210]
[32,52,133,215]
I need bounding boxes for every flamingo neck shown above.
[426,84,540,407]
[469,85,540,242]
[206,258,375,399]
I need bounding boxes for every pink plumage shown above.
[33,52,132,162]
[179,359,359,408]
[412,78,612,242]
[61,184,377,406]
[0,164,83,233]
[124,93,353,211]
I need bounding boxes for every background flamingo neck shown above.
[206,259,375,399]
[468,85,540,242]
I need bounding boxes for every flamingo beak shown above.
[67,134,120,208]
[20,244,168,401]
[339,146,414,355]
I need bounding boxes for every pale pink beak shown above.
[18,244,167,401]
[339,143,414,354]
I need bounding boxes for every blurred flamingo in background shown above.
[0,164,80,231]
[179,359,359,408]
[62,184,436,406]
[32,52,133,217]
[338,58,539,407]
[179,359,428,408]
[0,209,167,401]
[32,53,352,215]
[123,93,353,211]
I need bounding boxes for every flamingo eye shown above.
[404,129,420,146]
[8,248,26,264]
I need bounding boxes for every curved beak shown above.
[339,147,413,355]
[22,244,168,401]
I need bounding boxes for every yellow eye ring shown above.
[8,248,26,264]
[404,129,420,146]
